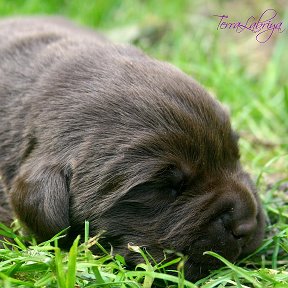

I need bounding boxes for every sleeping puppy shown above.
[0,17,265,280]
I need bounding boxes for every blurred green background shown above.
[0,0,287,181]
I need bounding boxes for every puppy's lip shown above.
[240,235,264,256]
[183,255,227,281]
[183,243,241,264]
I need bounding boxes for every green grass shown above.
[0,0,287,287]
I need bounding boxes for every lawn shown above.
[0,0,287,287]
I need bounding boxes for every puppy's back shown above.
[0,17,107,188]
[0,16,148,188]
[0,16,106,46]
[0,17,107,99]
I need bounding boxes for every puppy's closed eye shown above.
[166,166,187,199]
[122,165,189,203]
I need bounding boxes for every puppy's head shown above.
[67,61,264,280]
[10,55,265,281]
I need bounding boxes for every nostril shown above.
[232,219,257,239]
[219,212,257,240]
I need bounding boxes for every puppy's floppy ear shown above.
[10,163,71,241]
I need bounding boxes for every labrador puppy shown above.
[0,17,265,280]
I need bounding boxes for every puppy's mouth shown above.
[180,209,265,281]
[183,256,224,282]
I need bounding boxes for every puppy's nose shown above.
[231,219,257,239]
[221,213,257,240]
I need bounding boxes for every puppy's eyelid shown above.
[171,188,178,198]
[170,180,185,198]
[169,167,185,183]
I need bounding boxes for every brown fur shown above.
[0,17,265,280]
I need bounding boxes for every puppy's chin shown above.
[183,212,265,281]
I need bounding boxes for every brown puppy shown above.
[0,17,265,280]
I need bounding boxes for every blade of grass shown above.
[204,251,262,288]
[54,247,66,288]
[66,235,80,288]
[0,272,34,286]
[125,270,197,288]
